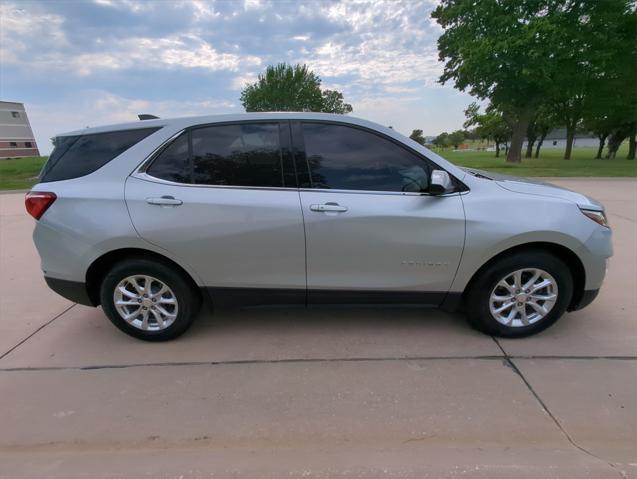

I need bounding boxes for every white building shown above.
[0,101,40,158]
[523,128,598,150]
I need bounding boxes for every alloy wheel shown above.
[113,275,178,331]
[489,268,558,327]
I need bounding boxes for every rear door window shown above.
[191,123,283,187]
[145,122,290,187]
[41,127,159,183]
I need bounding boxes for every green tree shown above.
[432,132,451,148]
[409,129,426,145]
[464,103,511,158]
[546,1,637,160]
[448,130,465,149]
[320,89,353,114]
[432,0,630,163]
[526,105,557,158]
[584,4,637,160]
[582,101,617,160]
[240,63,352,113]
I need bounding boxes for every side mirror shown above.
[429,170,453,195]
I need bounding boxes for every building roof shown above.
[545,128,596,140]
[0,101,26,108]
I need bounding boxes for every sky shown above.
[0,0,476,154]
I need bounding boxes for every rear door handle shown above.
[146,196,183,206]
[310,203,348,213]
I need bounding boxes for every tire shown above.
[100,258,201,341]
[465,250,573,338]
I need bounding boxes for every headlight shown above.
[580,208,609,228]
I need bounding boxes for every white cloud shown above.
[3,0,477,149]
[383,85,420,94]
[243,0,267,10]
[28,91,240,154]
[231,72,258,91]
[148,35,262,71]
[4,32,262,76]
[92,0,154,12]
[301,0,443,88]
[190,0,222,20]
[0,3,68,63]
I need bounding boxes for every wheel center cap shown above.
[515,293,528,303]
[142,298,153,308]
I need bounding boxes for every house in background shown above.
[0,101,40,158]
[523,128,598,150]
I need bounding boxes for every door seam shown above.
[297,189,309,307]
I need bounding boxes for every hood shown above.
[464,168,604,210]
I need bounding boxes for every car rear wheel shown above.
[100,258,200,341]
[466,250,573,338]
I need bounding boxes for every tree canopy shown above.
[409,129,426,145]
[240,63,352,114]
[432,0,636,163]
[464,102,512,157]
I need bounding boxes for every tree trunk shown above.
[506,114,531,163]
[563,122,576,160]
[495,142,500,158]
[607,129,629,159]
[628,123,636,160]
[535,133,546,158]
[525,139,535,158]
[595,134,607,159]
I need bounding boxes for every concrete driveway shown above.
[0,179,635,478]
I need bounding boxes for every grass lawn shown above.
[0,156,47,190]
[0,146,635,191]
[437,146,637,177]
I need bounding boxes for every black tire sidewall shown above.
[100,259,199,341]
[467,251,574,338]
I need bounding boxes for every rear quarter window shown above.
[40,127,160,183]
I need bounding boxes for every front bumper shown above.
[567,288,600,312]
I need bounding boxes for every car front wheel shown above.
[466,251,574,338]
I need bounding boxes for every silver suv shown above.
[27,113,612,341]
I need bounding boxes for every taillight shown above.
[25,191,57,220]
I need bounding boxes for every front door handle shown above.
[146,196,183,206]
[310,202,348,213]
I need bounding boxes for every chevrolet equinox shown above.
[26,113,612,341]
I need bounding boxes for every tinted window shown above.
[41,127,159,183]
[192,123,282,187]
[146,133,190,183]
[301,123,431,192]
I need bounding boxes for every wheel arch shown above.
[85,248,204,306]
[461,242,585,312]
